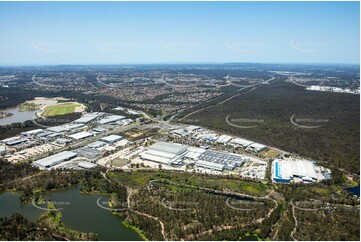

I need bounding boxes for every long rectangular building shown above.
[68,131,93,140]
[97,115,126,124]
[140,141,188,165]
[33,151,77,169]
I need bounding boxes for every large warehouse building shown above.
[140,141,188,165]
[196,150,248,171]
[33,151,77,169]
[272,159,329,183]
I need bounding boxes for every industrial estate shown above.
[0,1,359,240]
[1,108,331,184]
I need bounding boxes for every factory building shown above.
[21,129,44,136]
[97,115,126,125]
[100,135,123,143]
[68,131,93,140]
[196,132,219,142]
[33,151,77,169]
[47,123,85,133]
[196,159,225,171]
[87,141,107,149]
[247,142,268,152]
[172,128,191,136]
[1,136,28,146]
[272,159,329,183]
[55,138,71,145]
[140,141,188,165]
[92,127,108,134]
[196,150,246,170]
[73,112,105,123]
[216,135,233,144]
[230,138,254,147]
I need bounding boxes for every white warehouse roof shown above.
[68,131,93,140]
[230,138,254,147]
[100,134,123,143]
[98,115,126,124]
[21,129,43,136]
[216,135,233,144]
[196,160,225,171]
[74,113,101,123]
[33,151,77,169]
[47,123,84,133]
[1,136,21,143]
[140,142,188,164]
[272,159,318,183]
[248,142,268,152]
[149,142,188,156]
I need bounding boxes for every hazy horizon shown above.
[0,1,359,65]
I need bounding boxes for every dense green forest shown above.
[0,160,359,241]
[181,79,360,173]
[0,213,95,241]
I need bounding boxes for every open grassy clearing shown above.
[111,158,130,167]
[43,103,80,117]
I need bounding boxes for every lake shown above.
[0,186,142,241]
[0,108,37,126]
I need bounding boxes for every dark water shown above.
[0,108,37,126]
[0,186,142,241]
[0,192,43,220]
[347,186,360,197]
[206,190,255,201]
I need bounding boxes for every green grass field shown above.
[43,103,80,117]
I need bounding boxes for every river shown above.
[0,108,37,126]
[0,185,142,241]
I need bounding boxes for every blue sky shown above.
[0,1,359,65]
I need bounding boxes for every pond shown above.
[0,186,142,241]
[347,186,360,197]
[0,108,37,126]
